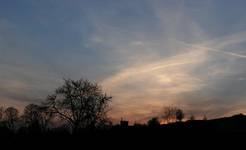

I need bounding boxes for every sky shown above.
[1,0,246,123]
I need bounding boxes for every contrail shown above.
[178,41,246,58]
[147,61,197,72]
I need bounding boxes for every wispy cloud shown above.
[1,0,246,123]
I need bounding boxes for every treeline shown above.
[0,78,113,134]
[0,78,198,134]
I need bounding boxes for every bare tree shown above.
[203,115,207,120]
[45,78,112,132]
[189,115,195,121]
[0,107,4,128]
[161,106,178,123]
[161,106,185,123]
[22,104,53,131]
[4,107,19,130]
[0,107,4,121]
[176,109,184,122]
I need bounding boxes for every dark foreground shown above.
[1,114,246,147]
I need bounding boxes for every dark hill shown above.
[182,113,246,133]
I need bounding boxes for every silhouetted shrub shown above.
[147,117,160,127]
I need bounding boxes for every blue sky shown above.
[1,0,246,122]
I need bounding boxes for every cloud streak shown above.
[178,41,246,59]
[1,0,246,123]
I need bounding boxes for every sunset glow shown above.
[1,0,246,124]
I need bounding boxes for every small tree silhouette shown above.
[161,106,185,123]
[189,115,195,121]
[0,107,4,128]
[203,115,207,121]
[147,117,160,127]
[22,104,53,132]
[176,109,184,122]
[0,107,4,121]
[4,107,19,130]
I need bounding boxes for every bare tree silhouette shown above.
[0,107,4,122]
[189,115,195,121]
[0,107,4,128]
[161,106,177,123]
[161,106,185,123]
[22,104,53,132]
[45,78,112,132]
[203,115,207,121]
[4,107,19,130]
[176,109,184,122]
